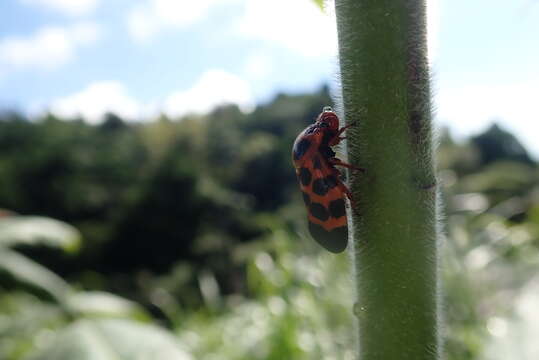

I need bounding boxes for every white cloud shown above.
[127,6,160,42]
[70,22,100,44]
[150,0,217,26]
[127,0,231,42]
[238,0,439,59]
[436,81,539,158]
[127,0,436,59]
[50,81,140,123]
[163,69,254,117]
[237,0,337,57]
[21,0,99,16]
[46,70,253,123]
[0,22,100,70]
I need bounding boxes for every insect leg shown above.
[335,175,359,213]
[338,122,356,134]
[329,157,365,173]
[329,122,356,146]
[329,136,345,146]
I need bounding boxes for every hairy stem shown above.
[334,0,440,359]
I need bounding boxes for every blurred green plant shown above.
[311,0,324,11]
[0,215,79,302]
[176,227,356,360]
[0,214,190,360]
[0,86,538,359]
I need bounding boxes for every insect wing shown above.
[299,156,348,253]
[308,221,347,253]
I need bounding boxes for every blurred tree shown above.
[100,112,127,132]
[471,123,533,166]
[103,139,204,274]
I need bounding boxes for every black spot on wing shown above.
[308,222,348,253]
[320,145,336,159]
[309,202,329,221]
[325,175,338,188]
[293,138,311,160]
[313,156,322,169]
[312,175,338,196]
[329,198,346,218]
[312,178,328,196]
[298,167,312,186]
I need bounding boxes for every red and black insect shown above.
[292,106,361,253]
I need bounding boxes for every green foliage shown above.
[0,87,538,359]
[0,214,174,360]
[0,88,332,306]
[0,248,70,303]
[178,231,355,359]
[27,319,192,360]
[311,0,325,11]
[0,216,79,302]
[438,130,539,360]
[0,216,80,251]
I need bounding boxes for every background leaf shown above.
[0,248,70,303]
[0,216,81,253]
[312,0,324,10]
[26,319,193,360]
[65,291,150,320]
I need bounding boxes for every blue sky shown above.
[1,0,539,157]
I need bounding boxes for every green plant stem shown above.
[334,1,440,359]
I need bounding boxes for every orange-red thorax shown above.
[292,110,339,168]
[316,110,339,132]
